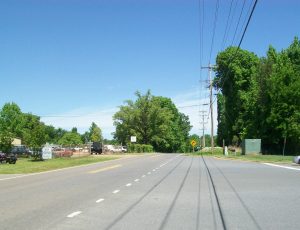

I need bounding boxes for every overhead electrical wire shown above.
[238,0,256,44]
[209,0,259,113]
[230,0,247,46]
[221,0,235,50]
[222,0,239,49]
[208,0,220,64]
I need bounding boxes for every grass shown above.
[0,155,120,174]
[187,148,294,164]
[215,154,294,163]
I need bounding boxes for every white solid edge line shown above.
[263,163,300,171]
[126,183,132,187]
[96,198,104,203]
[67,211,82,218]
[113,190,120,194]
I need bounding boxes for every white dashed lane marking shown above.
[142,175,146,178]
[96,198,104,203]
[113,190,120,194]
[134,179,139,182]
[126,183,132,187]
[67,211,82,218]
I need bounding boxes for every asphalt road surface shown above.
[1,154,300,230]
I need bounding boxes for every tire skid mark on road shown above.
[204,158,218,230]
[196,156,202,230]
[158,157,194,230]
[201,155,227,230]
[104,155,185,230]
[208,157,263,230]
[63,154,182,223]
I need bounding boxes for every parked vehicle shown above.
[103,145,126,153]
[91,142,102,154]
[121,146,127,153]
[11,145,31,156]
[293,156,300,164]
[52,148,73,157]
[0,152,17,164]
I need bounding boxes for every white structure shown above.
[42,143,53,160]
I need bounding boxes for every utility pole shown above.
[201,64,215,153]
[199,110,207,149]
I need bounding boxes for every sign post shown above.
[190,140,197,152]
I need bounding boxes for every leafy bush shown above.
[127,143,154,153]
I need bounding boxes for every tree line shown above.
[113,91,192,152]
[0,91,194,154]
[0,102,103,152]
[215,37,300,155]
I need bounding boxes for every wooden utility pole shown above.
[199,110,207,149]
[201,64,215,153]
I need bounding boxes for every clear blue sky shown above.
[1,0,299,138]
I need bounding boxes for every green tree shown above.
[214,47,260,145]
[21,113,46,148]
[81,131,90,144]
[215,38,300,154]
[0,103,23,151]
[89,122,103,142]
[71,127,78,133]
[58,132,83,146]
[44,125,57,143]
[113,91,191,152]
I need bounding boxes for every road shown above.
[1,154,300,230]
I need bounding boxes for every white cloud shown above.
[41,107,118,139]
[172,90,218,137]
[41,90,218,140]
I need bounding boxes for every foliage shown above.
[215,37,300,155]
[58,132,83,146]
[113,91,191,152]
[21,113,46,148]
[0,102,104,150]
[126,143,154,153]
[89,122,103,142]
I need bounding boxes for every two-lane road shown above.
[1,154,300,230]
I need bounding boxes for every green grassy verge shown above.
[0,155,119,174]
[187,148,294,164]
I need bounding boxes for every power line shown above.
[223,0,239,49]
[208,0,220,64]
[230,0,247,47]
[209,0,259,112]
[238,0,256,43]
[221,0,235,49]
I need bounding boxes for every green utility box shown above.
[242,139,261,155]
